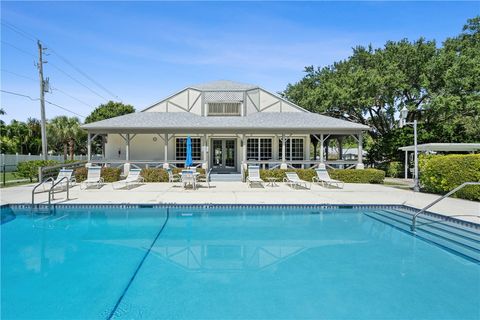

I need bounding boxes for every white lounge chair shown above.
[80,166,104,190]
[181,170,196,189]
[113,168,145,189]
[43,168,76,191]
[197,168,212,188]
[313,168,344,189]
[284,171,309,189]
[246,166,264,187]
[166,168,180,183]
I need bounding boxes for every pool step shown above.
[365,209,480,262]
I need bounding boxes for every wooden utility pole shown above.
[37,40,48,160]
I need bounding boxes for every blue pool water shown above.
[1,205,479,319]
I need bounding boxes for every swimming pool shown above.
[1,204,479,319]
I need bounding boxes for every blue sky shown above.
[1,1,478,122]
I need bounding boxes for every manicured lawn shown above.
[0,172,36,188]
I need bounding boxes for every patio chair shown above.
[197,168,212,188]
[246,166,264,187]
[113,168,145,189]
[43,168,76,191]
[283,171,309,189]
[80,166,104,190]
[181,170,196,190]
[312,168,344,189]
[166,168,181,183]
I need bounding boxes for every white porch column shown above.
[305,135,311,161]
[163,133,169,169]
[87,133,92,162]
[242,134,247,163]
[356,132,364,169]
[242,134,247,182]
[125,133,130,162]
[404,150,408,179]
[319,134,324,163]
[203,134,208,169]
[280,133,287,169]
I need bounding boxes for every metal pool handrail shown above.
[48,176,69,206]
[411,182,480,231]
[32,177,54,207]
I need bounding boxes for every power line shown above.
[2,39,111,102]
[45,100,85,119]
[49,48,121,101]
[1,21,38,42]
[1,69,96,109]
[50,87,95,109]
[48,62,110,101]
[0,89,86,118]
[2,20,122,102]
[0,40,36,58]
[0,69,37,82]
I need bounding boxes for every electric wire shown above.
[1,69,96,109]
[1,89,86,118]
[2,20,121,102]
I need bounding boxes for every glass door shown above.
[211,139,236,171]
[212,140,223,169]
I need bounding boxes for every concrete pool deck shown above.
[1,182,479,224]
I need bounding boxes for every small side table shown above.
[266,177,278,187]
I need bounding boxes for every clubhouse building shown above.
[82,80,369,175]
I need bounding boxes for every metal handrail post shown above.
[31,177,54,207]
[48,176,69,206]
[411,182,480,231]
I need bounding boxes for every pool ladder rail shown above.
[31,176,70,208]
[411,182,480,231]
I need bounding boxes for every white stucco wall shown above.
[105,133,310,172]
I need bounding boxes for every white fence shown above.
[0,153,88,172]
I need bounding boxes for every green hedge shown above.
[329,169,385,184]
[16,160,59,182]
[419,154,480,201]
[140,168,206,182]
[141,168,169,182]
[255,168,385,184]
[74,167,122,183]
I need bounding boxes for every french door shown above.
[211,139,236,171]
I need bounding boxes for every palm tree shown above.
[47,116,83,160]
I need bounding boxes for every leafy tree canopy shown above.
[283,16,480,163]
[85,101,135,124]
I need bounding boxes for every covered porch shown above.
[81,111,370,176]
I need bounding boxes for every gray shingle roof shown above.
[82,112,369,133]
[190,80,258,91]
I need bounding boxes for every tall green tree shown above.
[85,101,135,154]
[283,16,480,163]
[47,116,83,160]
[85,101,135,124]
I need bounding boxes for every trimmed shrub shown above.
[140,167,206,182]
[74,167,87,182]
[329,169,385,184]
[101,167,121,182]
[74,167,121,183]
[16,160,59,182]
[255,168,384,184]
[419,154,480,201]
[141,168,169,182]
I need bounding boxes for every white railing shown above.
[1,153,88,172]
[89,160,204,170]
[244,160,359,170]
